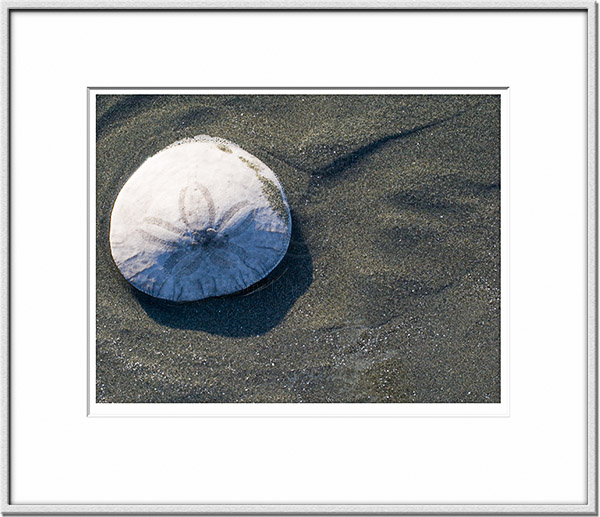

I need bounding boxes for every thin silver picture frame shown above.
[1,1,597,514]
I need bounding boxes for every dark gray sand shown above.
[96,94,501,403]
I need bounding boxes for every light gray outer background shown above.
[0,0,596,515]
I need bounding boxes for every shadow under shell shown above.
[132,216,313,337]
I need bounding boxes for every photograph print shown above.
[93,91,502,404]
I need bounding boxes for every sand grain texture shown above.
[96,94,501,403]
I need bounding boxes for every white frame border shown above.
[87,87,510,419]
[1,1,597,515]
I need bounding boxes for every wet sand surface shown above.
[96,94,501,403]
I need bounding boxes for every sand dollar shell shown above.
[109,135,292,302]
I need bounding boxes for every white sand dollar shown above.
[109,135,292,302]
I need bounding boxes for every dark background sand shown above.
[96,94,501,403]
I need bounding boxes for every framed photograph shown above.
[2,2,596,515]
[89,88,508,417]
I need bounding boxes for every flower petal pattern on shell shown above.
[109,135,292,302]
